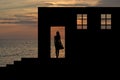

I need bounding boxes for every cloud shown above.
[98,0,120,7]
[0,0,36,11]
[38,0,101,7]
[0,14,37,24]
[0,0,37,25]
[0,20,37,24]
[0,3,35,11]
[14,14,37,20]
[1,0,120,25]
[37,0,120,7]
[0,18,16,21]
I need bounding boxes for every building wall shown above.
[38,7,120,64]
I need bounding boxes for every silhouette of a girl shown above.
[54,31,63,58]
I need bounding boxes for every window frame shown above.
[77,14,87,30]
[101,14,112,30]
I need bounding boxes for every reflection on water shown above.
[0,40,38,67]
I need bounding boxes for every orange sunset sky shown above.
[0,0,119,39]
[0,0,37,39]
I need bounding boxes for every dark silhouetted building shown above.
[0,8,120,77]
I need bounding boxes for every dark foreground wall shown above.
[0,7,120,78]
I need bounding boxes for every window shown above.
[50,26,65,58]
[77,14,87,29]
[101,14,111,29]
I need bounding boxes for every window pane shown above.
[77,14,87,30]
[107,14,111,19]
[77,25,83,29]
[101,14,106,18]
[101,20,106,25]
[83,14,87,19]
[83,19,87,24]
[77,14,82,20]
[107,19,111,25]
[77,20,82,25]
[107,26,111,29]
[101,26,106,29]
[83,25,87,29]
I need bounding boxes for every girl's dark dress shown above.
[54,31,63,58]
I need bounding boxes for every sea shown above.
[0,39,38,67]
